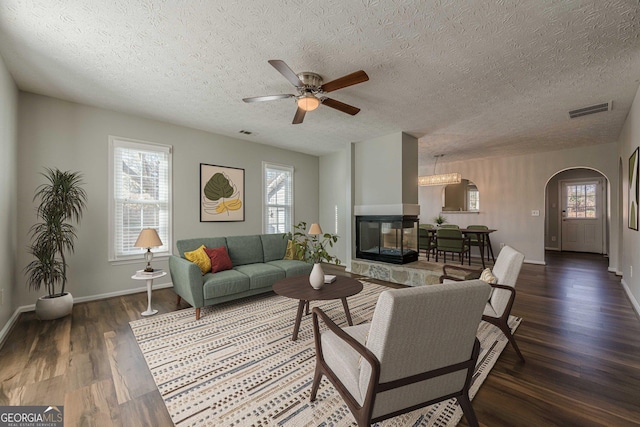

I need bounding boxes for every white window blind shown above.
[263,162,294,234]
[109,137,172,261]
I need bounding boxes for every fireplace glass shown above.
[356,216,419,264]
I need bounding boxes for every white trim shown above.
[0,281,174,346]
[0,307,27,348]
[545,247,561,251]
[108,135,173,262]
[621,279,640,317]
[523,259,546,265]
[262,161,294,234]
[354,204,420,216]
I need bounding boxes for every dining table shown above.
[459,228,496,268]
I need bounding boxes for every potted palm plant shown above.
[25,168,87,320]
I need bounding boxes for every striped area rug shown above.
[130,281,520,426]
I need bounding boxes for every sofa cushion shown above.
[226,235,264,266]
[260,233,288,262]
[203,269,250,300]
[184,245,211,274]
[266,260,313,277]
[283,240,304,260]
[177,237,227,258]
[204,246,233,273]
[233,263,285,290]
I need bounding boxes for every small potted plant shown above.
[286,221,340,289]
[433,214,447,227]
[25,168,87,320]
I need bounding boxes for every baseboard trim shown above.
[621,279,640,318]
[0,281,174,348]
[545,247,561,251]
[524,259,546,265]
[73,280,174,304]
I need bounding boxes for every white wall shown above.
[418,143,618,266]
[618,84,640,313]
[15,92,319,308]
[354,132,404,206]
[0,55,18,331]
[319,150,348,264]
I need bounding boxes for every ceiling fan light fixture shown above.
[297,95,320,111]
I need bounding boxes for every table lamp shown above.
[134,228,163,272]
[308,223,323,235]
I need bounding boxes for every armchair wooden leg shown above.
[195,308,201,320]
[457,394,479,427]
[484,316,525,362]
[176,295,181,305]
[501,324,525,363]
[310,365,323,401]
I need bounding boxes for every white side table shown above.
[131,271,167,316]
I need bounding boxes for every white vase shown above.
[309,263,324,290]
[36,292,73,320]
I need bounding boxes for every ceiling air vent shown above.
[568,101,612,119]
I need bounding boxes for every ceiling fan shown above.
[242,60,369,124]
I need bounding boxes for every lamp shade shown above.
[297,95,320,112]
[134,228,163,248]
[308,223,323,235]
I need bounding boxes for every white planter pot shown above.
[309,263,324,290]
[36,292,73,320]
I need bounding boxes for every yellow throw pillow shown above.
[184,245,211,274]
[284,240,303,260]
[480,268,497,284]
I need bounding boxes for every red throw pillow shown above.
[204,246,233,273]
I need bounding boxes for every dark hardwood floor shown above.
[1,251,639,426]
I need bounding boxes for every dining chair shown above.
[440,224,460,229]
[310,280,491,427]
[435,228,470,265]
[419,224,436,260]
[466,225,490,261]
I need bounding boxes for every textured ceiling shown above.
[1,0,639,168]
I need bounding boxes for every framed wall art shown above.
[629,148,639,230]
[200,163,245,222]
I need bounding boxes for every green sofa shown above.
[169,233,312,319]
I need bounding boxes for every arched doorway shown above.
[544,168,610,256]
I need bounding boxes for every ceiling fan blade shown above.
[242,94,294,103]
[320,70,369,93]
[268,60,304,87]
[321,98,361,115]
[292,107,306,124]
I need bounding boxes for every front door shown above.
[561,179,604,253]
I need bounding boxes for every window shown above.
[565,182,597,219]
[467,188,479,211]
[109,136,172,261]
[263,162,294,234]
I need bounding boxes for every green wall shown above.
[15,92,319,307]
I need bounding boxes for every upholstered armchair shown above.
[310,280,491,427]
[440,245,526,362]
[435,228,471,265]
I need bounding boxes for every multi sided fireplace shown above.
[355,215,419,264]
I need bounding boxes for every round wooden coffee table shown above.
[273,275,363,341]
